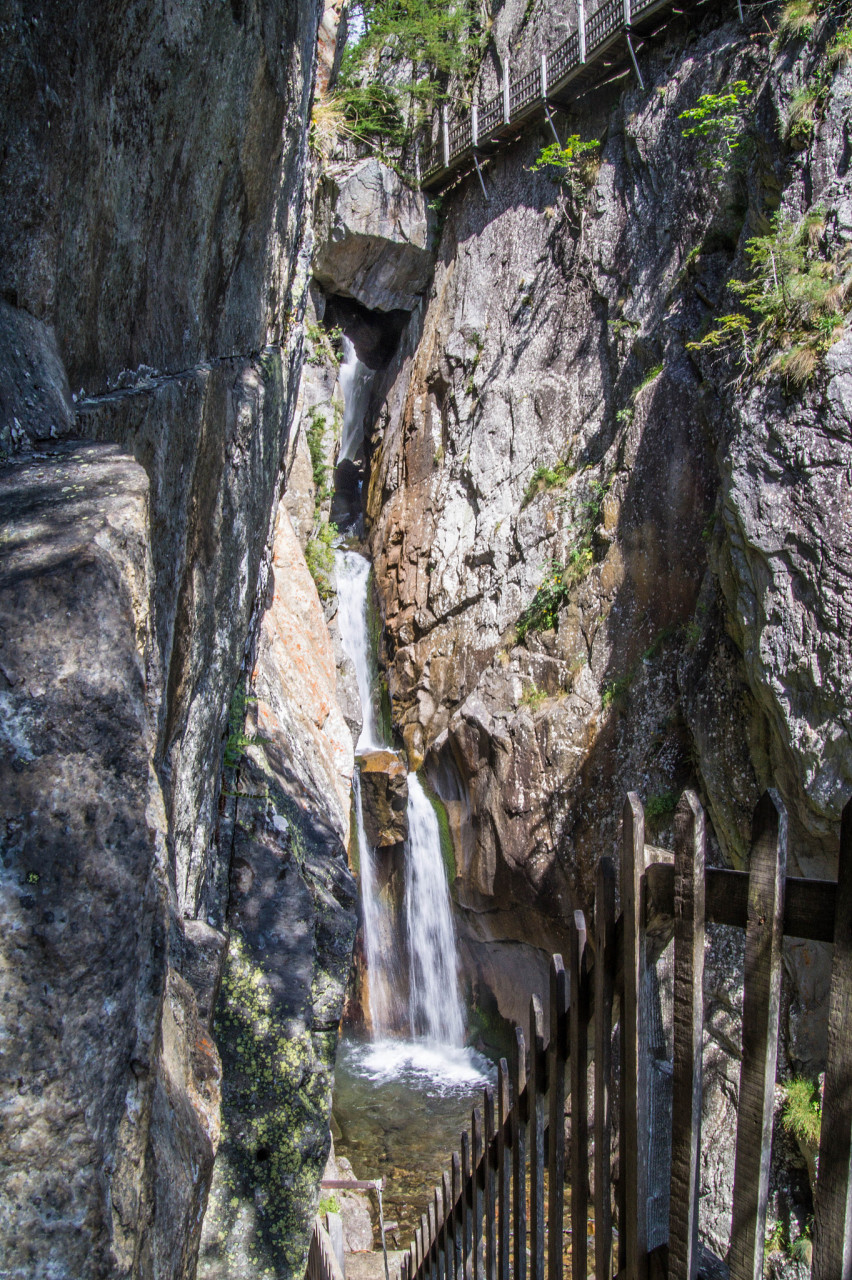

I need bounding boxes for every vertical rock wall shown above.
[363,5,852,1254]
[0,1,361,1276]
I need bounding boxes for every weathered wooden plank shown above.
[594,858,616,1280]
[428,1203,437,1280]
[442,1172,452,1280]
[436,1190,446,1280]
[422,1213,431,1280]
[644,862,836,943]
[620,792,649,1279]
[813,796,852,1279]
[570,915,590,1280]
[513,1026,528,1280]
[462,1131,472,1275]
[498,1059,511,1280]
[668,791,706,1280]
[473,1107,483,1280]
[530,995,547,1280]
[484,1086,497,1280]
[729,791,787,1280]
[453,1151,463,1280]
[548,955,568,1280]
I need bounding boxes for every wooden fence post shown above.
[473,1108,483,1280]
[729,791,787,1280]
[453,1151,463,1280]
[498,1059,511,1280]
[484,1086,497,1280]
[668,791,706,1280]
[442,1172,452,1280]
[570,914,590,1279]
[621,792,649,1279]
[594,858,616,1280]
[513,1025,528,1280]
[530,996,547,1280]
[814,796,852,1278]
[548,956,569,1280]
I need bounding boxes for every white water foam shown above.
[345,1037,492,1094]
[338,336,375,462]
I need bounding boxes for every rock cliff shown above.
[357,2,852,1257]
[0,1,358,1277]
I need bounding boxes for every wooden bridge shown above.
[364,790,851,1280]
[406,0,724,192]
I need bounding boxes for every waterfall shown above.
[338,337,375,463]
[335,549,381,751]
[352,771,398,1035]
[334,369,465,1052]
[405,774,465,1046]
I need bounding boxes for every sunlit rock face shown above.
[363,11,852,1253]
[0,1,355,1276]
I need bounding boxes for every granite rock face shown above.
[0,1,362,1276]
[362,11,852,1252]
[358,750,410,847]
[313,159,435,312]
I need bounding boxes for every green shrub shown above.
[531,136,601,204]
[521,458,576,508]
[678,81,752,171]
[318,1194,340,1217]
[306,407,333,510]
[601,674,632,710]
[781,1076,822,1148]
[645,791,678,820]
[688,209,851,386]
[224,684,265,769]
[776,0,819,42]
[305,522,338,601]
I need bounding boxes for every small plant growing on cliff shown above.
[688,208,851,386]
[224,685,265,769]
[776,0,819,42]
[678,81,752,171]
[306,406,334,510]
[520,682,547,711]
[522,458,576,508]
[305,521,339,601]
[781,1075,822,1148]
[531,136,600,199]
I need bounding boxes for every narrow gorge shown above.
[1,0,851,1276]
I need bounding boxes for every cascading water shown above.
[405,775,465,1045]
[338,337,375,463]
[335,549,381,752]
[334,548,466,1051]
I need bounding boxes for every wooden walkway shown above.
[407,0,707,192]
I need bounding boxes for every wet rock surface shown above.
[358,750,410,847]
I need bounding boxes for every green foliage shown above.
[777,0,819,42]
[522,458,577,508]
[678,81,752,171]
[781,1076,822,1148]
[333,0,487,154]
[828,21,852,64]
[306,407,333,510]
[305,322,343,367]
[634,362,664,398]
[786,87,819,148]
[520,682,548,711]
[224,685,264,770]
[305,522,338,601]
[645,791,678,821]
[318,1194,340,1217]
[688,209,851,386]
[531,136,600,200]
[601,673,632,710]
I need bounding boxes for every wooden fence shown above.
[398,790,852,1280]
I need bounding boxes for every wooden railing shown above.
[399,790,852,1280]
[408,0,687,188]
[308,1216,346,1280]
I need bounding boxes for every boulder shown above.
[358,750,409,847]
[313,159,434,312]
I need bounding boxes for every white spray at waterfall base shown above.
[338,336,375,463]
